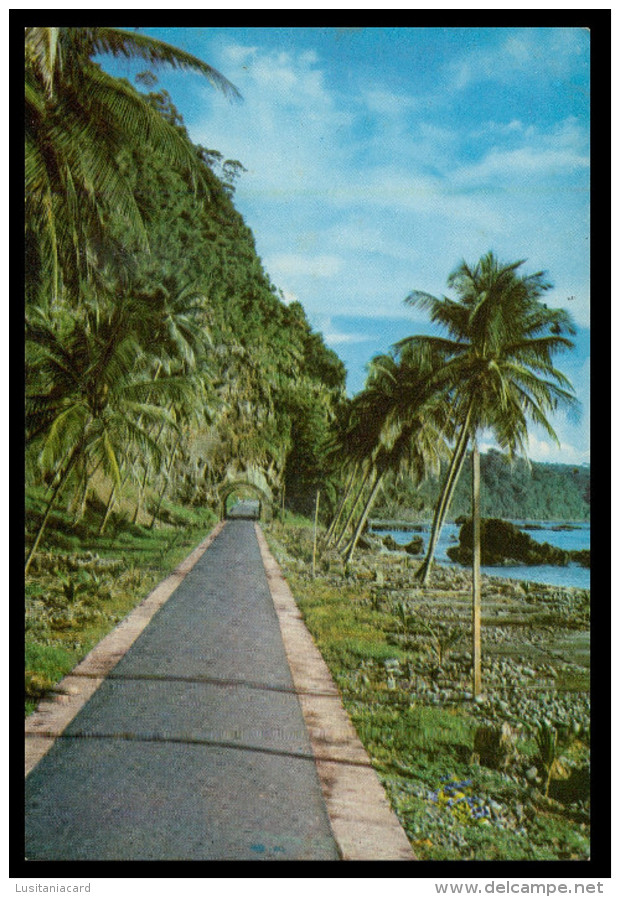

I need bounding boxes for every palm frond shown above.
[86,28,242,101]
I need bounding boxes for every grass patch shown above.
[556,669,591,692]
[25,642,80,713]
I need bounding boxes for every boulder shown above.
[382,534,402,552]
[570,549,591,569]
[471,722,518,770]
[548,764,590,805]
[356,534,378,551]
[524,766,540,784]
[446,517,590,568]
[403,535,424,555]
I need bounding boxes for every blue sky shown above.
[104,26,590,466]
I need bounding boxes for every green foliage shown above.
[398,253,577,584]
[324,343,451,560]
[118,92,346,517]
[373,450,590,521]
[414,616,463,668]
[25,27,239,303]
[25,35,345,563]
[25,642,79,710]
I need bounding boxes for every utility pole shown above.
[312,489,321,578]
[472,440,482,697]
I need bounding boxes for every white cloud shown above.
[447,28,588,92]
[469,119,529,141]
[278,288,299,306]
[310,315,373,348]
[525,433,589,466]
[479,429,588,467]
[327,168,507,235]
[197,44,588,309]
[194,43,354,204]
[221,44,325,100]
[221,44,259,65]
[266,253,343,279]
[326,222,386,254]
[360,87,420,117]
[454,116,589,189]
[323,330,372,348]
[454,146,589,186]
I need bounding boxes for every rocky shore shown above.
[371,517,590,568]
[328,546,589,750]
[273,524,591,859]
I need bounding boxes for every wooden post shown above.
[472,440,482,697]
[312,489,321,578]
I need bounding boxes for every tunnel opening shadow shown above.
[225,500,261,521]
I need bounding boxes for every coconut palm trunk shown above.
[333,467,372,551]
[401,252,577,707]
[131,397,170,524]
[149,436,181,529]
[342,470,384,564]
[417,402,473,585]
[25,446,80,573]
[98,484,117,536]
[100,464,135,534]
[471,439,482,696]
[131,468,148,524]
[70,458,101,525]
[312,489,320,578]
[132,451,158,525]
[324,463,358,547]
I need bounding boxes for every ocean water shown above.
[370,520,591,591]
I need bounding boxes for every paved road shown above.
[25,520,340,861]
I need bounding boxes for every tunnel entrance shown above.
[219,482,273,522]
[226,498,261,520]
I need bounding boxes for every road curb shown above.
[24,521,226,777]
[255,524,415,861]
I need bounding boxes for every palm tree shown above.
[400,253,577,699]
[399,252,577,589]
[25,27,240,302]
[328,383,395,552]
[341,346,450,564]
[323,396,380,549]
[24,293,200,571]
[324,459,359,547]
[120,273,214,522]
[146,365,215,529]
